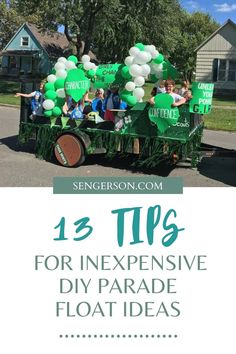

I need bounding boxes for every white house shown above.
[195,19,236,95]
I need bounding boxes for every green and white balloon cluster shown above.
[81,54,98,79]
[43,55,78,117]
[120,42,165,106]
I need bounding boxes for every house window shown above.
[213,59,236,82]
[21,36,29,47]
[228,60,236,81]
[218,60,226,81]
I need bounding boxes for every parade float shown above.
[18,43,214,168]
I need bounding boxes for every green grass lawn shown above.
[0,80,21,105]
[213,96,236,107]
[204,108,236,132]
[0,93,21,105]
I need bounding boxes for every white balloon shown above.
[89,62,96,69]
[141,64,151,77]
[56,69,67,79]
[134,51,152,65]
[151,49,160,59]
[134,51,147,65]
[84,62,94,70]
[57,57,67,64]
[54,62,66,71]
[134,76,145,87]
[81,54,90,63]
[149,63,157,74]
[125,81,136,91]
[145,52,152,63]
[133,87,145,99]
[124,56,134,66]
[47,74,57,83]
[56,88,66,98]
[153,63,163,72]
[129,46,140,57]
[65,60,76,70]
[156,71,164,79]
[43,99,55,110]
[144,45,155,53]
[129,64,142,77]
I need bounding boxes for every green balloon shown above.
[121,66,132,80]
[44,82,55,92]
[55,97,65,107]
[45,90,57,100]
[51,68,56,75]
[120,89,130,101]
[87,69,95,78]
[52,106,62,117]
[44,110,53,117]
[153,54,164,64]
[125,95,137,106]
[77,63,84,70]
[150,74,158,83]
[67,55,78,64]
[65,68,90,102]
[54,78,65,90]
[135,42,145,51]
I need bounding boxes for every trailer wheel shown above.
[54,134,85,167]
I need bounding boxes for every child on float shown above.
[149,79,186,106]
[178,80,190,96]
[154,79,166,94]
[15,81,45,120]
[103,84,121,122]
[62,95,85,120]
[163,79,186,106]
[91,88,105,118]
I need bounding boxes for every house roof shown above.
[26,23,70,58]
[1,22,97,61]
[195,19,236,52]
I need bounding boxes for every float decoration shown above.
[189,82,214,114]
[64,69,90,102]
[149,94,180,133]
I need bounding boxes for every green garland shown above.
[19,122,63,160]
[18,122,204,168]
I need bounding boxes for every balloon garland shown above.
[43,42,174,117]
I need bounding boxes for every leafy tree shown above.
[14,0,184,61]
[0,1,39,50]
[95,0,184,62]
[0,1,23,50]
[9,0,218,80]
[171,11,219,81]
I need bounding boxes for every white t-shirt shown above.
[170,92,183,102]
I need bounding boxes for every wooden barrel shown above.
[54,134,85,167]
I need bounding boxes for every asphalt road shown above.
[0,106,236,187]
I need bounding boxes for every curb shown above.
[0,103,20,109]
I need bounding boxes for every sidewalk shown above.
[213,105,236,110]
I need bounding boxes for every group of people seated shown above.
[15,79,192,125]
[16,84,128,123]
[62,85,128,123]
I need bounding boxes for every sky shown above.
[181,0,236,23]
